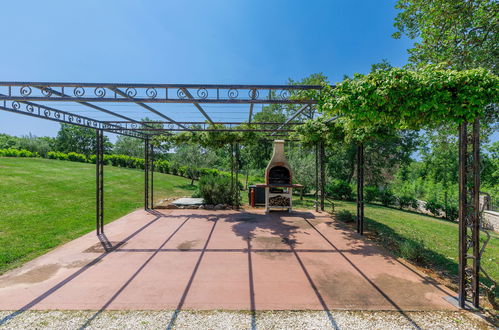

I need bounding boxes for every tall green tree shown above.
[54,124,111,156]
[393,0,499,73]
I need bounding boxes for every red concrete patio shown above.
[0,208,457,311]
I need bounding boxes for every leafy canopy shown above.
[308,66,498,142]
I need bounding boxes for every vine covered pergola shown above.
[0,67,496,310]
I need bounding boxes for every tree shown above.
[171,144,217,185]
[393,0,499,73]
[54,124,111,156]
[113,135,144,158]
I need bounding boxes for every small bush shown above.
[0,148,39,158]
[379,189,396,207]
[399,239,426,263]
[336,210,355,223]
[47,151,69,161]
[67,152,87,163]
[198,174,234,205]
[443,205,458,221]
[364,185,379,203]
[425,199,442,217]
[326,179,353,201]
[397,195,417,210]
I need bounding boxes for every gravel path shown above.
[0,310,493,329]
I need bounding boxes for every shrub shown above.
[379,189,396,207]
[424,199,442,217]
[198,174,234,205]
[67,152,87,163]
[364,185,379,203]
[0,148,39,158]
[336,210,355,223]
[397,195,417,210]
[326,179,353,201]
[399,239,426,263]
[443,205,458,221]
[47,151,69,161]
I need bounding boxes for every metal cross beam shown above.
[0,82,321,104]
[110,87,188,129]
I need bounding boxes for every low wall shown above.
[483,210,499,232]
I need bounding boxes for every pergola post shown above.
[315,142,319,212]
[95,129,104,235]
[356,144,364,235]
[319,140,325,211]
[150,142,154,209]
[458,119,481,309]
[144,137,150,210]
[235,142,240,209]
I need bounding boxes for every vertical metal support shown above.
[458,120,480,309]
[356,144,364,235]
[150,143,154,209]
[96,129,104,235]
[230,143,235,208]
[320,140,325,211]
[315,143,319,212]
[235,142,240,210]
[144,138,150,210]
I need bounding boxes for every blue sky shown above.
[1,0,495,143]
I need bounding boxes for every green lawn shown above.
[293,196,498,291]
[0,157,195,274]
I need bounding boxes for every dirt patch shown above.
[372,273,442,308]
[316,270,384,307]
[83,241,127,253]
[0,264,60,287]
[65,259,99,268]
[177,240,199,251]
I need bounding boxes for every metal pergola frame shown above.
[0,81,485,310]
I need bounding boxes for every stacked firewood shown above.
[269,195,290,206]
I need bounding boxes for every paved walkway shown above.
[0,209,456,313]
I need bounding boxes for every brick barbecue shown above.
[252,140,302,212]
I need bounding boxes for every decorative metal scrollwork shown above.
[68,115,74,122]
[146,88,157,99]
[73,87,85,97]
[228,89,239,99]
[197,88,208,99]
[20,86,32,96]
[249,89,259,99]
[26,104,34,113]
[177,89,187,99]
[43,109,51,117]
[125,88,137,98]
[41,87,53,97]
[280,89,290,100]
[131,123,138,129]
[54,111,61,119]
[12,101,20,109]
[94,87,106,98]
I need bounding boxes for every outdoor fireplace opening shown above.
[268,166,291,185]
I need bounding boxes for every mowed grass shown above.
[294,196,498,289]
[0,157,195,274]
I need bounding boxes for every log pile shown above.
[269,195,290,206]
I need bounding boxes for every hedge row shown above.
[0,148,261,183]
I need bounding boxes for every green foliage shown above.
[397,195,417,209]
[0,148,39,158]
[66,152,87,163]
[399,239,426,263]
[316,67,498,141]
[425,199,443,217]
[364,186,379,203]
[54,124,111,156]
[443,205,458,221]
[336,210,355,223]
[393,0,499,73]
[379,189,396,207]
[325,179,353,201]
[198,174,233,205]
